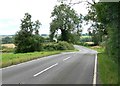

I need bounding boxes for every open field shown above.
[1,44,15,53]
[1,43,15,48]
[80,36,91,38]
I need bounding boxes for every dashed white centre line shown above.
[34,63,58,77]
[63,57,71,61]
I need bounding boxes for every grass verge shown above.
[86,46,118,84]
[98,53,118,84]
[1,50,77,68]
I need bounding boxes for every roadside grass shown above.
[88,46,105,53]
[98,53,118,84]
[86,46,118,84]
[1,50,77,68]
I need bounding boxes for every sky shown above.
[0,0,92,35]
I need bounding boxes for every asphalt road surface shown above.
[1,45,97,84]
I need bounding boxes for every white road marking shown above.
[93,54,98,86]
[63,57,71,61]
[34,63,58,77]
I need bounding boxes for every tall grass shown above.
[1,50,77,68]
[98,53,118,84]
[86,46,118,84]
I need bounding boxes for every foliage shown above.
[14,13,42,53]
[88,46,118,84]
[82,2,120,84]
[2,36,13,44]
[84,2,107,45]
[50,3,82,43]
[94,2,119,63]
[85,2,119,63]
[43,41,74,51]
[57,41,74,50]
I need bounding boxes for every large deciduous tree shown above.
[96,2,119,63]
[85,1,119,63]
[14,13,42,53]
[50,3,82,43]
[84,1,107,45]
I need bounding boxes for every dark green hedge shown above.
[43,41,74,51]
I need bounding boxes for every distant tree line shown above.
[2,36,14,44]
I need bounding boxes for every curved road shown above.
[2,45,97,85]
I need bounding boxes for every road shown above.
[1,45,97,85]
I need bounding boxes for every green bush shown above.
[43,41,74,51]
[43,42,57,51]
[57,41,74,50]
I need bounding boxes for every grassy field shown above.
[88,46,118,84]
[1,50,77,68]
[80,35,91,38]
[1,44,15,48]
[1,43,15,53]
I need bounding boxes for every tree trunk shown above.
[61,29,69,42]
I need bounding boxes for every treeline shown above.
[13,1,86,53]
[1,36,14,44]
[14,12,75,53]
[84,2,119,63]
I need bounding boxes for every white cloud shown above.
[0,0,89,35]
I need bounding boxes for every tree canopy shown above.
[14,13,42,53]
[50,3,82,43]
[84,1,119,63]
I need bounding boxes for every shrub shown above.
[57,41,74,50]
[14,13,42,53]
[43,41,74,51]
[43,43,57,51]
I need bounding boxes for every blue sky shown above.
[0,0,92,35]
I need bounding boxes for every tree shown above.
[34,20,41,35]
[96,2,119,63]
[85,2,119,63]
[83,1,107,45]
[2,36,13,44]
[14,13,42,53]
[50,3,82,43]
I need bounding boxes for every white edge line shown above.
[63,57,71,61]
[34,63,58,77]
[93,54,98,86]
